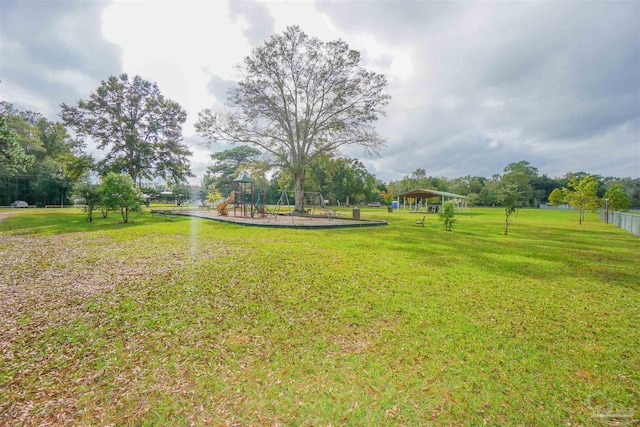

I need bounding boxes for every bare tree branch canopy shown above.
[195,26,390,211]
[61,74,193,184]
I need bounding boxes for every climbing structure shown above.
[217,173,265,218]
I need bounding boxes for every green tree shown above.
[61,74,192,184]
[466,192,480,209]
[205,145,263,195]
[204,184,223,208]
[503,160,538,177]
[100,172,143,223]
[331,158,375,206]
[0,102,89,206]
[381,188,394,205]
[547,188,565,206]
[563,175,601,224]
[0,114,33,175]
[439,201,456,231]
[604,185,632,212]
[448,175,486,196]
[1,102,45,158]
[306,153,336,199]
[603,177,640,208]
[496,185,521,235]
[196,26,390,212]
[71,180,101,222]
[531,174,562,205]
[501,161,538,207]
[479,180,499,206]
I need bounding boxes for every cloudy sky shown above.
[1,0,638,182]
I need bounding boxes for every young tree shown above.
[61,74,192,184]
[204,184,222,208]
[195,26,390,212]
[466,193,480,208]
[71,180,101,222]
[100,172,143,223]
[604,185,632,212]
[563,175,601,224]
[381,188,394,205]
[439,201,456,231]
[496,185,521,235]
[547,188,565,206]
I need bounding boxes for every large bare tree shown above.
[195,26,390,212]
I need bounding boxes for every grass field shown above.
[1,207,638,425]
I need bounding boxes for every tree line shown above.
[386,160,638,210]
[2,94,637,212]
[202,153,638,210]
[0,73,193,208]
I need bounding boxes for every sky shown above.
[1,0,639,183]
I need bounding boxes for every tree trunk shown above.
[504,210,509,235]
[294,169,305,213]
[579,207,583,225]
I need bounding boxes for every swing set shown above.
[217,173,331,224]
[268,191,331,224]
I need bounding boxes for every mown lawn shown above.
[1,207,638,425]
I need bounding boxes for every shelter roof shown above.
[398,189,468,199]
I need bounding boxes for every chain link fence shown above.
[600,210,640,236]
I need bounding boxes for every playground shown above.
[199,173,387,228]
[174,209,387,228]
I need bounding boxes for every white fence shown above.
[600,210,640,236]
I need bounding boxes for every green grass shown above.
[1,207,638,425]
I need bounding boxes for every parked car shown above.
[367,202,382,207]
[10,200,28,207]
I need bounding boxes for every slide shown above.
[217,191,235,216]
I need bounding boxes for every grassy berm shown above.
[1,208,638,425]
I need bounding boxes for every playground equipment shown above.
[216,191,235,216]
[217,173,265,218]
[268,191,331,223]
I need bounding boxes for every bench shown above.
[415,215,425,227]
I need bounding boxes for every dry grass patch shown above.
[0,229,245,425]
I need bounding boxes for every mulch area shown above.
[173,210,387,228]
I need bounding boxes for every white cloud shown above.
[1,0,638,183]
[102,0,252,134]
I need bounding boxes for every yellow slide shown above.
[217,191,235,216]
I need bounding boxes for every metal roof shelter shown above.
[397,189,468,212]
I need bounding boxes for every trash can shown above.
[352,207,360,219]
[387,206,393,213]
